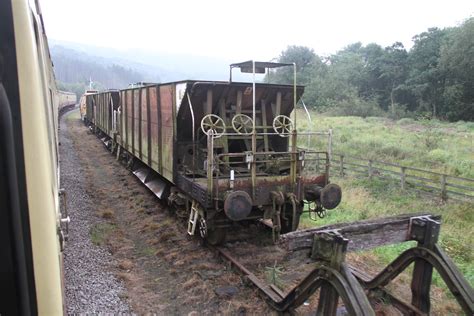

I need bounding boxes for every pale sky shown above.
[40,0,473,60]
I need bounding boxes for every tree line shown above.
[269,18,473,121]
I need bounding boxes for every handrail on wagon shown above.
[230,60,298,198]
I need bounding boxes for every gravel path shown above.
[60,110,131,314]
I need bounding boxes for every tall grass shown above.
[296,111,473,178]
[297,112,473,311]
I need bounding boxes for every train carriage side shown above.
[118,83,176,184]
[95,90,119,137]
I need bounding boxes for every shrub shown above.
[428,149,450,163]
[397,118,415,125]
[328,97,386,118]
[379,145,408,160]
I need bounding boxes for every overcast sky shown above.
[40,0,473,60]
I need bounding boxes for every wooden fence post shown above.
[401,167,406,190]
[316,152,320,174]
[368,160,373,179]
[441,175,447,201]
[340,155,344,177]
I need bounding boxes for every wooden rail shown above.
[330,153,474,201]
[307,152,473,201]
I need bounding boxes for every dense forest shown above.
[269,18,474,121]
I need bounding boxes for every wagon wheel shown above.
[198,217,208,238]
[273,115,293,137]
[200,114,226,138]
[232,114,254,135]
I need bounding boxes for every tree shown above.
[406,28,450,117]
[439,18,474,121]
[267,45,318,85]
[377,42,409,113]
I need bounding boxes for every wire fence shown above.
[320,153,474,202]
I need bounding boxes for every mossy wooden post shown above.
[410,217,440,314]
[316,152,320,174]
[339,155,344,177]
[312,232,347,316]
[400,167,406,190]
[311,232,374,316]
[441,174,447,200]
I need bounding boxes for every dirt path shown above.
[62,110,274,314]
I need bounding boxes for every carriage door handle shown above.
[59,188,70,247]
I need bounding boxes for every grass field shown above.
[298,112,473,313]
[298,112,474,178]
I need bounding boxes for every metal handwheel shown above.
[200,114,226,138]
[231,113,254,135]
[273,115,293,137]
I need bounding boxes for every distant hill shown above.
[51,45,154,89]
[50,40,263,97]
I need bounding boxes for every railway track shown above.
[88,123,473,315]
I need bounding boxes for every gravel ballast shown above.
[60,110,130,314]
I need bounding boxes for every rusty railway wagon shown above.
[83,61,341,244]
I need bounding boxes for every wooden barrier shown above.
[328,153,474,201]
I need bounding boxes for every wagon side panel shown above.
[159,84,174,181]
[149,87,160,172]
[133,89,141,157]
[140,88,149,165]
[126,90,133,153]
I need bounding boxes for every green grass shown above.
[90,223,116,246]
[301,175,473,287]
[296,113,473,309]
[297,111,474,178]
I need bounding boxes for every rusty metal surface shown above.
[140,88,148,163]
[159,85,174,181]
[133,89,140,158]
[149,87,160,171]
[320,183,342,210]
[126,90,133,153]
[224,191,252,221]
[85,79,334,229]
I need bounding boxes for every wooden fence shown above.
[323,153,474,202]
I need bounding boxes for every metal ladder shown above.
[187,201,199,235]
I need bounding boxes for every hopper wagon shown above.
[84,61,341,243]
